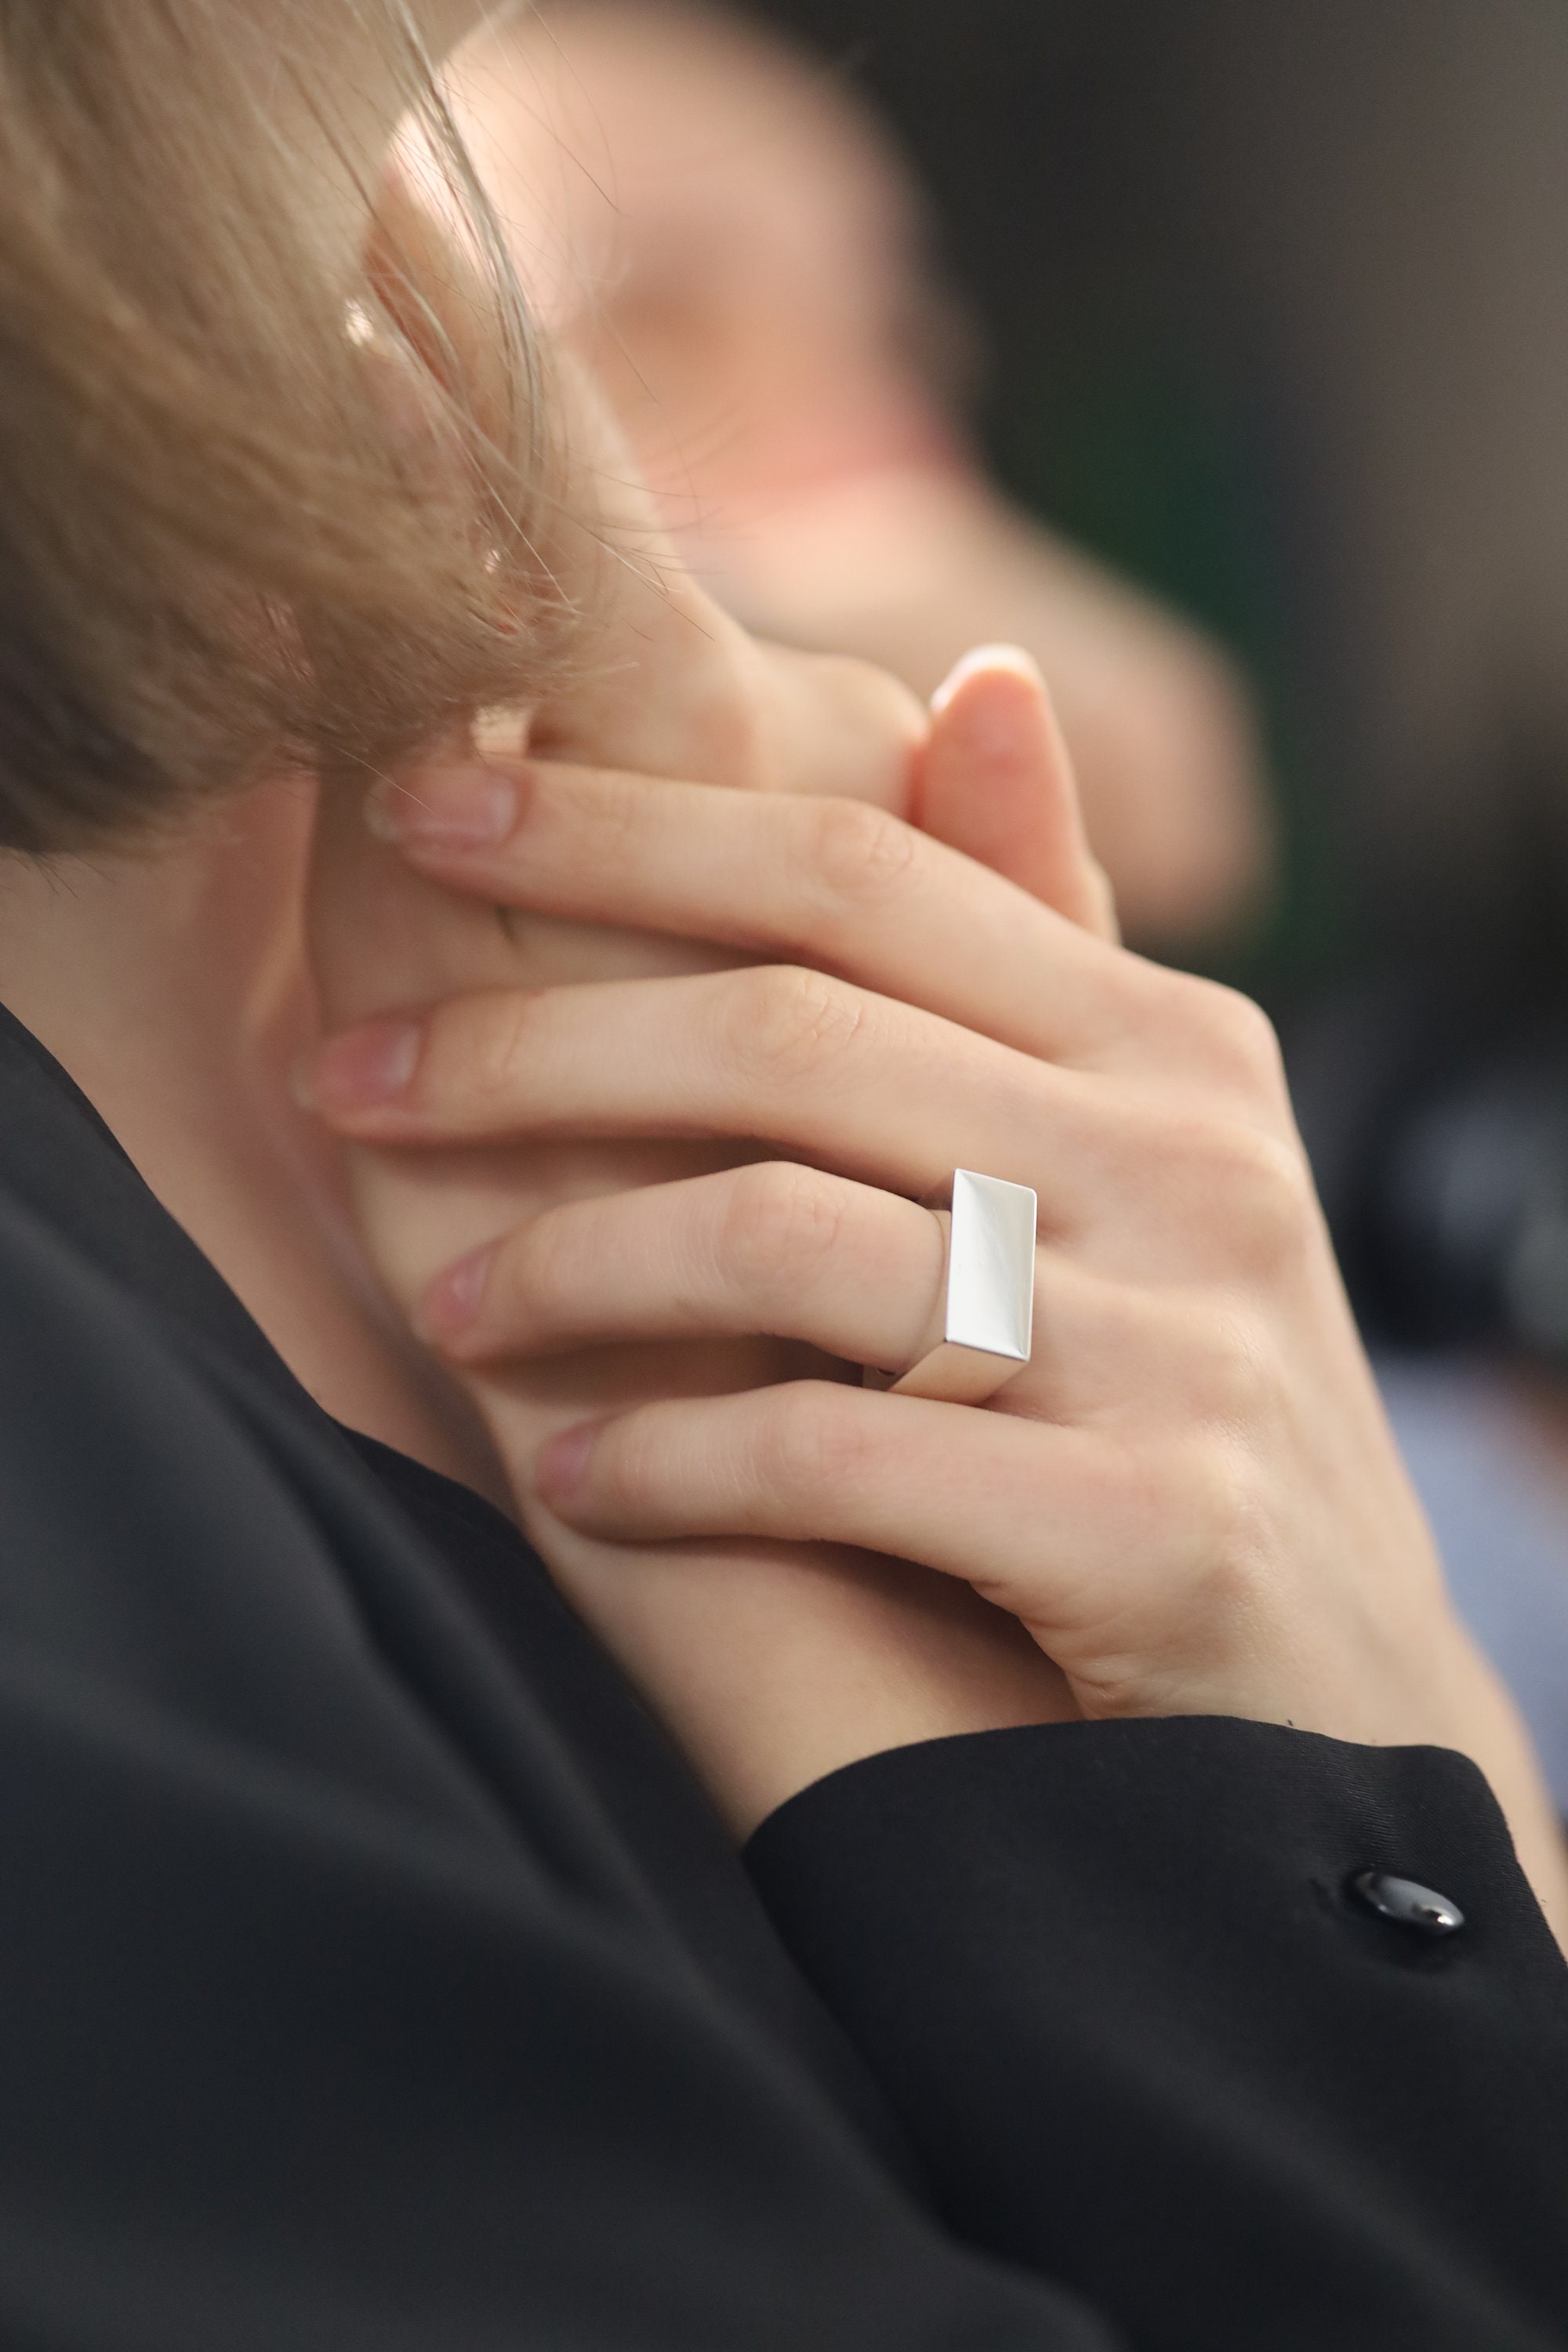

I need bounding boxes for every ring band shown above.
[870,1169,1037,1406]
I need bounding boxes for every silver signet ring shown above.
[882,1170,1036,1405]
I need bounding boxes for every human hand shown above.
[309,643,1096,1831]
[307,684,1568,1936]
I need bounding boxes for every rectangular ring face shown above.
[943,1170,1037,1363]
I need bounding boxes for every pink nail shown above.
[365,765,518,849]
[309,1018,422,1112]
[419,1242,497,1341]
[535,1421,600,1504]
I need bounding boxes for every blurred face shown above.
[446,7,961,510]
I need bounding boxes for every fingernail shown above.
[535,1420,600,1505]
[419,1241,497,1342]
[365,764,518,849]
[307,1017,422,1112]
[930,643,1044,717]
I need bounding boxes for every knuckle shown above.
[796,651,928,788]
[1184,975,1287,1100]
[822,650,929,743]
[756,1382,872,1508]
[430,990,539,1121]
[579,771,647,869]
[599,1410,671,1516]
[503,1208,582,1330]
[1221,1128,1316,1271]
[721,964,866,1090]
[803,796,919,909]
[1170,1113,1313,1274]
[669,633,775,789]
[717,1162,846,1299]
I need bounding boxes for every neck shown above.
[0,780,316,1098]
[0,783,510,1507]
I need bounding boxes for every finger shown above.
[528,1380,1181,1657]
[362,753,1149,1069]
[303,966,1110,1217]
[420,1162,948,1370]
[918,648,1120,941]
[741,641,929,807]
[525,547,926,812]
[425,1160,1229,1429]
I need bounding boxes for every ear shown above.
[915,646,1120,942]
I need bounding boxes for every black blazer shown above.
[0,1000,1563,2352]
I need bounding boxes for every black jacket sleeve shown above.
[747,1717,1568,2351]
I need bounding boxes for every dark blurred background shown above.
[746,0,1568,988]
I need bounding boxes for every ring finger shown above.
[420,1162,949,1374]
[416,1159,1222,1432]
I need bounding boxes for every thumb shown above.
[915,645,1119,942]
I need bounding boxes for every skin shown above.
[1,0,1563,1944]
[0,771,513,1504]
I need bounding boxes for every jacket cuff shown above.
[746,1719,1568,2346]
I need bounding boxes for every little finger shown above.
[530,1381,1202,1665]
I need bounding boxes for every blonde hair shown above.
[0,0,565,852]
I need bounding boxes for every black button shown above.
[1351,1870,1465,1936]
